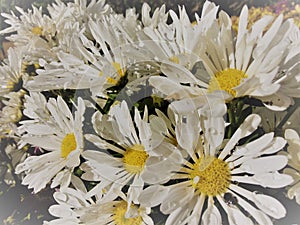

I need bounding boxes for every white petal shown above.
[165,205,193,225]
[82,150,122,167]
[48,205,76,218]
[260,136,287,155]
[253,14,283,58]
[232,192,273,225]
[232,172,293,188]
[219,114,261,159]
[149,116,169,149]
[217,196,253,225]
[203,116,225,151]
[287,182,300,203]
[175,113,200,156]
[139,185,168,207]
[134,107,151,150]
[149,76,188,99]
[142,214,154,225]
[238,155,288,174]
[201,202,222,225]
[110,101,139,145]
[127,175,144,204]
[160,182,194,214]
[227,207,254,225]
[230,184,286,219]
[185,194,205,225]
[226,133,274,162]
[252,194,286,219]
[142,143,183,184]
[160,61,204,86]
[285,129,300,140]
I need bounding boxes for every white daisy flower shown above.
[149,62,228,151]
[15,92,86,193]
[43,187,154,225]
[198,5,300,110]
[282,129,300,205]
[81,101,182,209]
[160,114,293,225]
[47,0,113,30]
[0,0,112,63]
[0,47,27,96]
[25,11,136,95]
[0,5,56,48]
[25,2,175,95]
[127,1,218,70]
[0,90,25,138]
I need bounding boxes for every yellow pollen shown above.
[208,68,248,97]
[106,62,126,85]
[169,56,180,64]
[61,133,77,159]
[112,201,142,225]
[106,77,118,85]
[5,80,14,89]
[123,144,148,174]
[33,63,40,69]
[189,156,231,196]
[31,26,43,35]
[112,62,125,77]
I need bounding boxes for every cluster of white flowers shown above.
[1,0,300,224]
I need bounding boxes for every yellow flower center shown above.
[169,56,180,64]
[106,62,126,85]
[189,156,231,196]
[123,144,148,174]
[31,26,43,35]
[61,133,77,159]
[208,68,247,97]
[4,77,23,92]
[112,201,143,225]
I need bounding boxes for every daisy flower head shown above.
[0,5,56,48]
[44,187,154,225]
[0,91,25,138]
[47,0,113,28]
[282,129,300,205]
[148,61,229,152]
[199,4,300,110]
[81,101,183,208]
[15,92,86,193]
[160,114,293,225]
[0,47,27,96]
[126,1,219,71]
[25,11,138,95]
[0,0,112,50]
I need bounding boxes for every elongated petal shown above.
[160,182,194,214]
[139,185,168,207]
[252,194,286,219]
[238,155,287,174]
[232,172,293,188]
[201,201,222,225]
[219,114,261,159]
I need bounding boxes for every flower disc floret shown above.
[189,156,231,196]
[123,144,148,174]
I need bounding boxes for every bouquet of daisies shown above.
[1,0,300,224]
